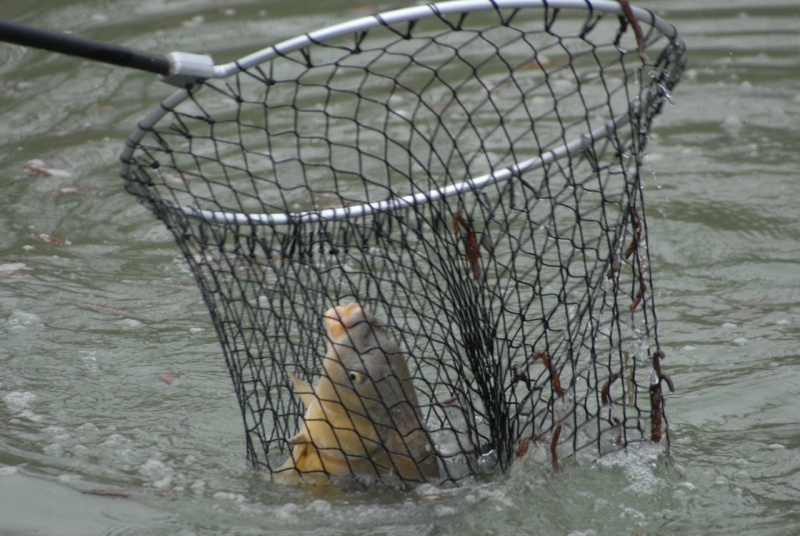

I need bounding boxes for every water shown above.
[1,1,799,534]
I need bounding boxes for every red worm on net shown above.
[650,383,663,443]
[617,0,647,58]
[515,435,532,458]
[532,351,563,398]
[649,350,674,443]
[630,280,647,311]
[653,350,665,375]
[550,424,563,472]
[601,372,620,406]
[453,212,481,281]
[440,395,459,405]
[625,209,643,260]
[652,350,675,393]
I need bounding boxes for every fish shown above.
[274,302,440,484]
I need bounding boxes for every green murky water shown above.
[2,1,799,534]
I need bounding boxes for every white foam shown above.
[274,502,300,522]
[3,391,36,412]
[0,466,19,477]
[722,116,743,131]
[44,426,70,442]
[593,498,611,512]
[6,311,44,330]
[101,433,131,447]
[139,459,174,488]
[71,445,90,456]
[307,499,332,514]
[434,504,458,517]
[12,410,42,422]
[153,476,173,489]
[182,15,205,27]
[190,479,206,494]
[620,506,646,520]
[0,263,29,276]
[595,443,666,496]
[213,491,247,502]
[77,422,99,432]
[43,444,64,456]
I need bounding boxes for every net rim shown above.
[119,0,680,226]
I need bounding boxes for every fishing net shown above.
[120,0,685,486]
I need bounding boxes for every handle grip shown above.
[0,19,171,75]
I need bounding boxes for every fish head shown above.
[321,303,413,420]
[281,302,440,482]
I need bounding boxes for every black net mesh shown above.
[121,1,685,486]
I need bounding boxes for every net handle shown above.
[0,19,218,88]
[119,0,680,226]
[1,0,678,88]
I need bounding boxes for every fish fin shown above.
[291,373,316,410]
[276,433,310,476]
[323,305,349,340]
[287,428,310,446]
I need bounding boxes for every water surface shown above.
[2,1,799,534]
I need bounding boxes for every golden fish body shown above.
[275,302,439,484]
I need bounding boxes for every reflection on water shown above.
[2,0,800,534]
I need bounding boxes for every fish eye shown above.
[348,371,367,385]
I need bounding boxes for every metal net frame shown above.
[120,0,685,486]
